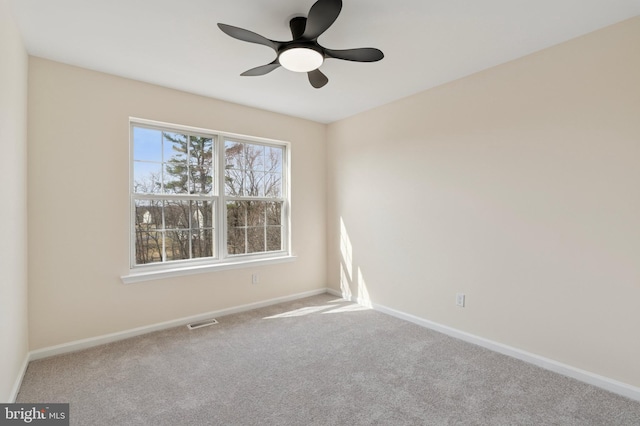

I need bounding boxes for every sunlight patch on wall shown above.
[340,263,353,300]
[339,217,354,300]
[357,267,372,308]
[339,217,373,308]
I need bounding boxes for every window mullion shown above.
[161,200,166,263]
[263,205,267,252]
[185,134,191,261]
[244,202,249,255]
[188,200,193,260]
[218,135,227,259]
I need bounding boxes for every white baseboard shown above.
[30,288,329,361]
[8,354,29,402]
[365,300,640,402]
[326,288,342,298]
[23,287,640,403]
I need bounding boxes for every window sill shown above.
[121,255,297,284]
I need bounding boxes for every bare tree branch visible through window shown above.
[225,141,283,255]
[131,123,286,267]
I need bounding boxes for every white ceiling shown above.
[9,0,640,123]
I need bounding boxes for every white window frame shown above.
[122,118,293,284]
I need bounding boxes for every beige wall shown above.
[327,17,640,387]
[0,0,29,402]
[14,8,640,395]
[27,58,327,350]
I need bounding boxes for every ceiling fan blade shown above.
[241,60,281,76]
[302,0,342,40]
[308,69,329,88]
[324,48,384,62]
[217,23,278,51]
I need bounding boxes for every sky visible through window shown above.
[131,123,287,266]
[134,127,189,194]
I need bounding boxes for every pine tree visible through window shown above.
[131,121,288,268]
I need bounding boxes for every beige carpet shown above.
[17,294,640,425]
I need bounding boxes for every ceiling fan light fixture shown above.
[279,47,324,72]
[218,0,383,88]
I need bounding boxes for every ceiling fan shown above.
[217,0,384,89]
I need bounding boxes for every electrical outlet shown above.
[456,293,465,307]
[252,273,259,285]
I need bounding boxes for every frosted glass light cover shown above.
[279,48,324,72]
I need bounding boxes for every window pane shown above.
[192,228,214,259]
[225,200,283,256]
[244,171,265,197]
[189,136,213,164]
[134,199,162,228]
[164,200,190,229]
[267,226,282,252]
[135,231,163,264]
[191,200,214,228]
[245,144,264,171]
[227,201,246,227]
[266,202,282,226]
[134,199,164,265]
[134,198,216,265]
[190,164,212,194]
[133,127,162,162]
[265,146,283,173]
[164,162,188,194]
[165,230,190,261]
[227,227,245,255]
[247,227,265,253]
[191,200,215,259]
[163,132,187,162]
[265,146,283,196]
[133,162,162,194]
[224,141,283,197]
[225,167,244,196]
[225,141,244,169]
[189,136,213,194]
[246,201,266,226]
[224,139,247,195]
[264,173,281,198]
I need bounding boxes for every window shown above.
[130,119,289,273]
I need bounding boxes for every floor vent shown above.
[187,318,219,330]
